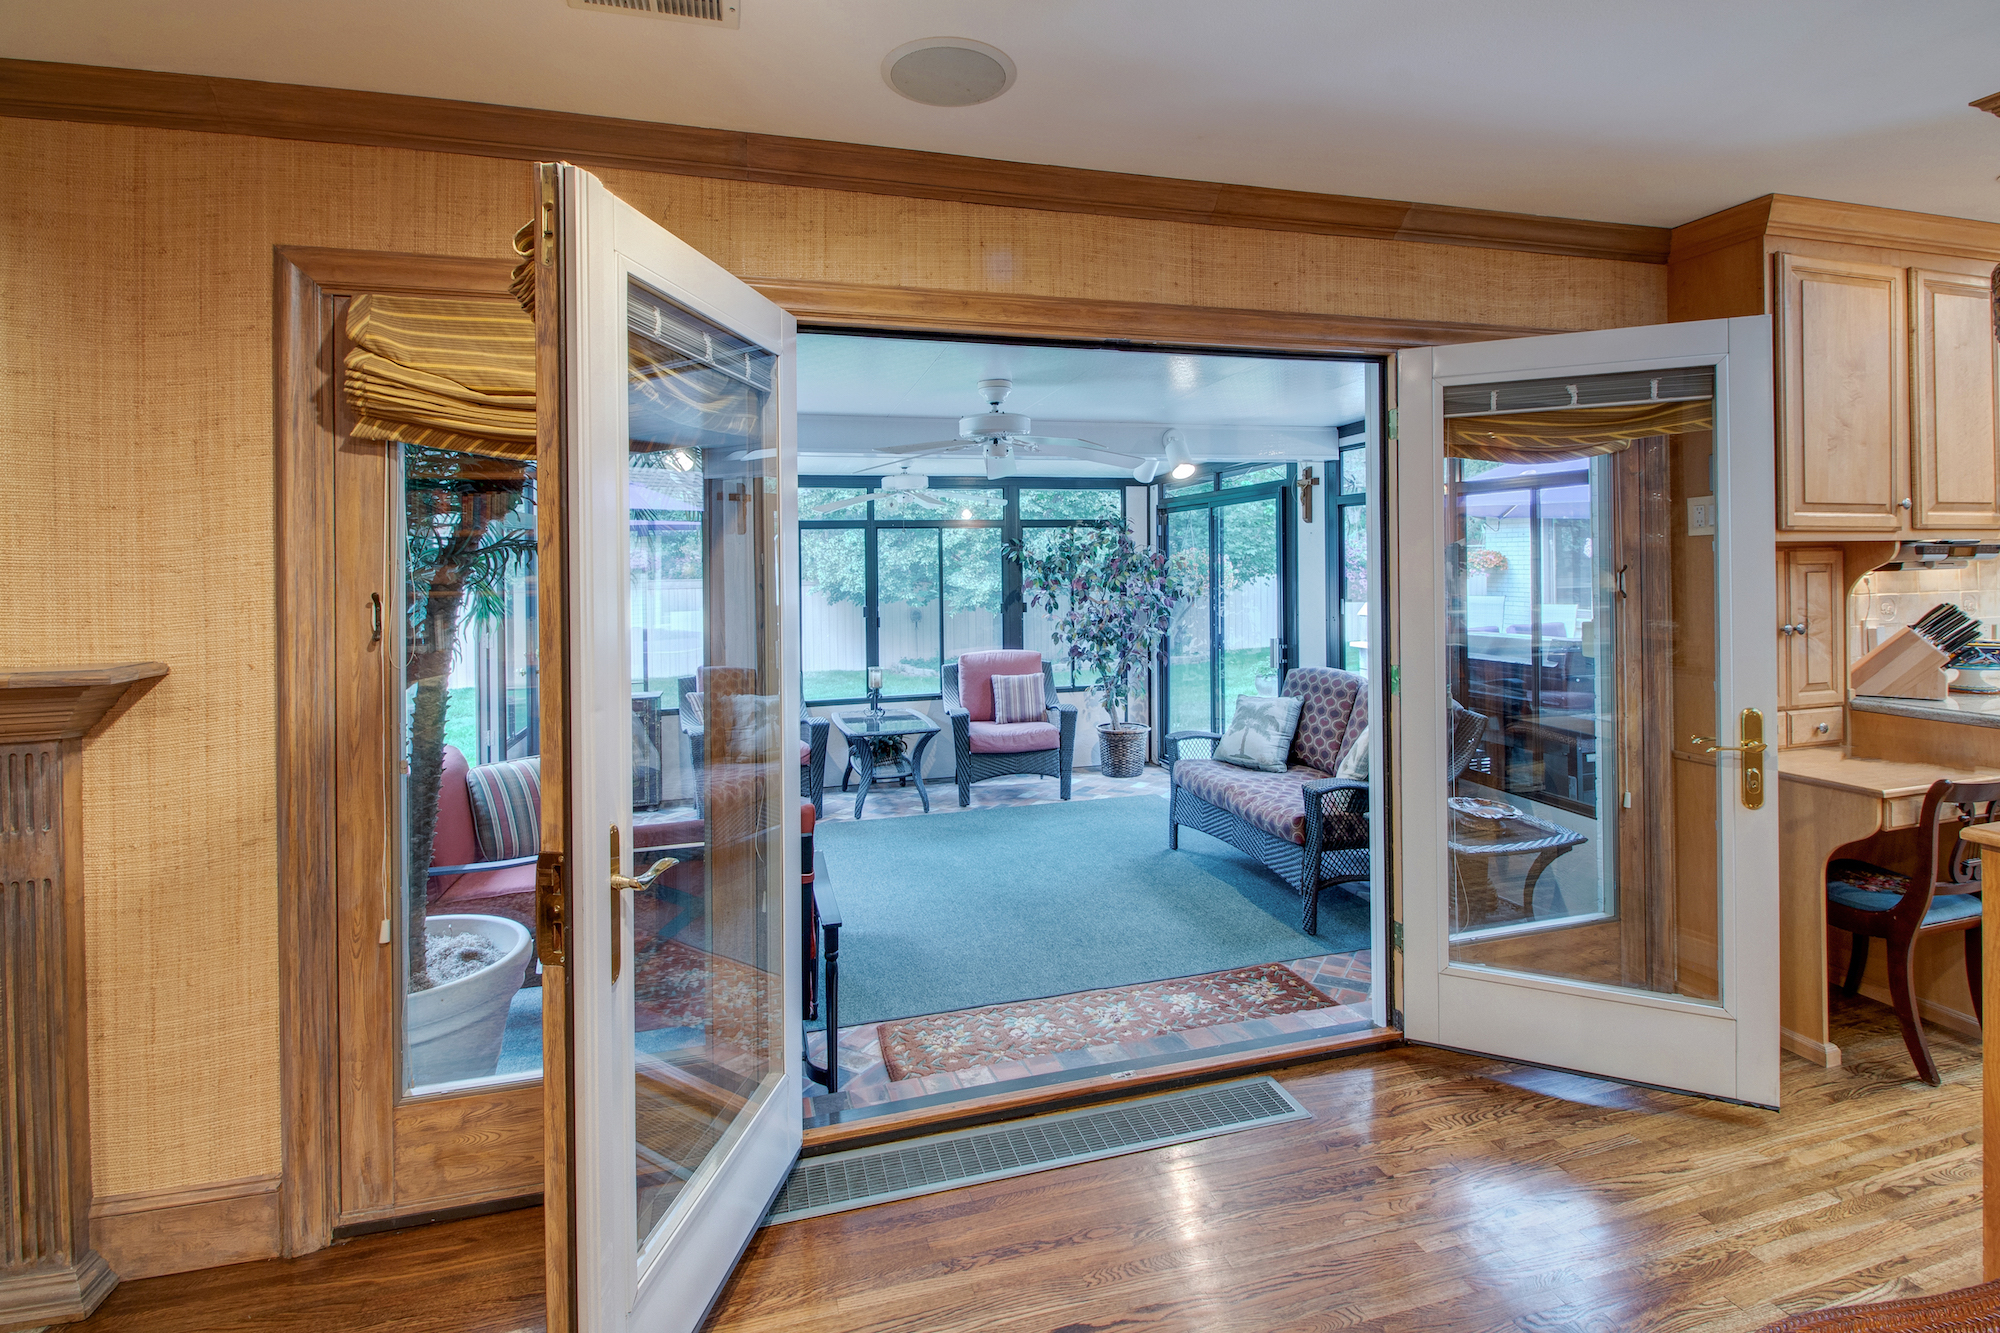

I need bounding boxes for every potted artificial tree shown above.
[1014,527,1198,778]
[401,444,538,1085]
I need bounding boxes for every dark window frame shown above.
[798,474,1128,706]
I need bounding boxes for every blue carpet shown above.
[814,793,1370,1028]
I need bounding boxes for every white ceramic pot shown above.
[404,913,533,1089]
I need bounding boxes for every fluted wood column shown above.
[0,664,165,1331]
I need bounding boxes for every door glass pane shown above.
[627,281,785,1249]
[1340,503,1368,675]
[1339,447,1367,497]
[401,443,542,1093]
[800,528,865,701]
[1443,374,1720,1001]
[878,528,942,695]
[1164,508,1213,733]
[1218,496,1281,731]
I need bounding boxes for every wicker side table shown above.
[1447,801,1587,932]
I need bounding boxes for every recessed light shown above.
[882,38,1016,107]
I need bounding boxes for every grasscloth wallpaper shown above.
[0,114,1663,1200]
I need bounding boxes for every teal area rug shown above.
[814,794,1370,1028]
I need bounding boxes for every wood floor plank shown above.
[63,992,1984,1332]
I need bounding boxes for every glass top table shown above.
[830,709,941,818]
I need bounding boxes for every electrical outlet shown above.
[1687,496,1717,536]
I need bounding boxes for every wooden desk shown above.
[1778,747,2000,1067]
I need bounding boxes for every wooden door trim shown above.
[0,57,1670,265]
[275,246,527,1257]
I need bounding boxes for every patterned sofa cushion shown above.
[1284,667,1366,775]
[1175,758,1332,845]
[465,755,541,861]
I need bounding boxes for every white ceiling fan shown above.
[876,379,1164,482]
[810,462,956,515]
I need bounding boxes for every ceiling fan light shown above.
[1164,430,1196,480]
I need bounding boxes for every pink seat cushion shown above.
[799,740,812,765]
[968,720,1060,754]
[431,745,480,867]
[957,650,1046,723]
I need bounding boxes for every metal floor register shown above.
[766,1077,1310,1224]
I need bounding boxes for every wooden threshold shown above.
[801,1025,1401,1155]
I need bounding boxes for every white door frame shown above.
[1393,316,1780,1107]
[560,163,803,1333]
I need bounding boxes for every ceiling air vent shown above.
[566,0,739,28]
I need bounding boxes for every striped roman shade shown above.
[343,293,537,461]
[991,673,1047,725]
[464,756,542,862]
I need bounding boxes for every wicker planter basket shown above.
[1096,723,1150,778]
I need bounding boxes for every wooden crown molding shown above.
[0,57,1669,266]
[749,277,1560,352]
[1672,193,2000,265]
[1973,90,2000,117]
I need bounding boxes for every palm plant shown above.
[403,445,537,991]
[1012,527,1199,729]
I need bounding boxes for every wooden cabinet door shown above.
[1780,546,1845,711]
[1911,268,2000,530]
[1776,254,1908,532]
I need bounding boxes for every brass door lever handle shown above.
[610,856,679,894]
[1691,736,1767,755]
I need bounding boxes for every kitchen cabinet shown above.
[1775,255,1907,533]
[1911,268,2000,530]
[1777,545,1845,746]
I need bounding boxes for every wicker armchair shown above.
[941,651,1078,808]
[676,670,830,817]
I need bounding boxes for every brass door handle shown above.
[610,856,678,894]
[1691,736,1768,755]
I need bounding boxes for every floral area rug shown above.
[632,936,770,1053]
[877,963,1335,1081]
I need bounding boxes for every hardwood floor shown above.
[66,993,1981,1332]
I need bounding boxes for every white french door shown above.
[1395,317,1780,1107]
[546,163,801,1331]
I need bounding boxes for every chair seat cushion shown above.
[799,740,812,766]
[1827,861,1984,925]
[1176,758,1336,846]
[968,720,1060,754]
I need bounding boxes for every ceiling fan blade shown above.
[1011,435,1108,450]
[810,494,874,515]
[1013,440,1150,468]
[876,439,974,455]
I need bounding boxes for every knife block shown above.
[1849,626,1950,700]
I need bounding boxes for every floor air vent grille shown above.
[767,1077,1308,1224]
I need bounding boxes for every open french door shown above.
[1395,317,1779,1106]
[537,162,801,1332]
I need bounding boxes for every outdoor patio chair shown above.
[941,650,1077,807]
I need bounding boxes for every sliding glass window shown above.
[798,477,1124,705]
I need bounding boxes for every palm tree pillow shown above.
[1214,695,1304,773]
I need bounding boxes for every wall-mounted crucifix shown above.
[723,485,751,535]
[1296,465,1319,523]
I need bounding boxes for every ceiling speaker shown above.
[882,38,1016,107]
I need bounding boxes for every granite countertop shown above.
[1850,691,2000,730]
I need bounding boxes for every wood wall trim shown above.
[90,1176,282,1281]
[1675,193,2000,265]
[1973,90,2000,117]
[0,57,1670,266]
[753,278,1559,352]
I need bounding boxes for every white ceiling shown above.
[797,333,1369,475]
[10,1,2000,229]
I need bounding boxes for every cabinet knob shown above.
[1900,498,1913,510]
[1816,723,1830,734]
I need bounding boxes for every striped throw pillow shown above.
[991,672,1046,724]
[465,756,542,861]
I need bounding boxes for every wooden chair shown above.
[1826,777,1999,1085]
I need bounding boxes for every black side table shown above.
[831,708,941,818]
[804,850,841,1092]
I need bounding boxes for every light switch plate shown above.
[1687,496,1717,536]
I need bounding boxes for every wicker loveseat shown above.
[1165,667,1374,934]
